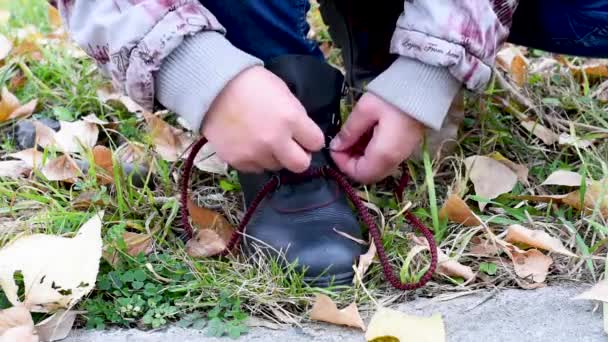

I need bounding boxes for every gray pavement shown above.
[65,286,605,341]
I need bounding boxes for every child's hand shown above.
[330,93,425,184]
[202,66,324,173]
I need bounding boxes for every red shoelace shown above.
[180,137,438,290]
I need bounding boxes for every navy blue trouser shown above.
[201,0,608,86]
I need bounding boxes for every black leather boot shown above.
[239,55,363,287]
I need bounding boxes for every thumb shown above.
[330,105,378,152]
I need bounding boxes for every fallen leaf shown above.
[489,152,529,185]
[365,307,445,342]
[0,161,30,178]
[439,194,482,227]
[505,224,575,257]
[574,281,608,302]
[40,155,81,182]
[71,190,108,209]
[82,114,108,125]
[0,306,38,342]
[355,240,376,281]
[47,5,62,29]
[562,179,608,218]
[506,247,552,283]
[97,86,145,114]
[469,237,501,256]
[115,142,147,165]
[512,194,568,204]
[0,212,103,312]
[309,294,365,330]
[53,120,99,153]
[520,119,559,145]
[465,156,518,210]
[409,234,476,282]
[144,112,193,162]
[7,148,44,168]
[33,121,58,149]
[558,133,595,149]
[92,146,114,184]
[496,45,529,87]
[193,143,228,175]
[103,232,154,266]
[541,170,584,187]
[0,34,11,62]
[0,88,37,122]
[185,199,234,257]
[35,310,80,342]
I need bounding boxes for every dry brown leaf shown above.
[185,199,234,257]
[439,194,482,227]
[47,5,63,29]
[193,143,228,175]
[0,34,11,62]
[144,112,193,162]
[7,148,44,169]
[410,234,475,281]
[115,142,147,165]
[489,152,529,185]
[309,294,365,331]
[505,224,575,257]
[0,88,37,122]
[574,281,608,302]
[469,237,501,256]
[82,114,109,125]
[464,156,518,210]
[33,121,58,149]
[0,160,30,178]
[104,232,154,266]
[365,307,445,342]
[92,146,114,185]
[97,86,145,114]
[35,310,80,342]
[496,45,529,87]
[0,306,38,342]
[71,190,108,209]
[41,155,81,182]
[355,240,376,281]
[520,119,559,145]
[54,120,99,153]
[512,194,568,204]
[541,170,584,187]
[0,212,103,312]
[562,179,608,218]
[506,247,552,283]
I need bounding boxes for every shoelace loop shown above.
[181,137,438,290]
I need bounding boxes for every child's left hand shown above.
[329,93,425,184]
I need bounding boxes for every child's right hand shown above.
[201,66,325,173]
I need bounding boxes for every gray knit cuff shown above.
[367,57,461,131]
[155,32,263,132]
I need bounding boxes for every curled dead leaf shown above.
[355,240,377,281]
[488,152,529,185]
[0,87,37,122]
[144,112,193,162]
[561,179,608,218]
[35,310,81,342]
[520,119,559,145]
[505,224,575,257]
[439,194,482,227]
[505,247,552,283]
[309,294,365,331]
[7,148,44,169]
[54,120,99,153]
[469,237,501,257]
[365,307,445,342]
[0,212,103,312]
[104,232,154,266]
[574,281,608,302]
[92,145,114,185]
[41,155,81,182]
[496,45,529,87]
[558,133,595,149]
[465,155,518,210]
[193,143,228,175]
[97,86,145,114]
[185,199,234,257]
[0,160,30,179]
[410,234,475,282]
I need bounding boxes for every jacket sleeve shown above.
[367,0,519,130]
[58,0,262,131]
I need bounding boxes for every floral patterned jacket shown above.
[58,0,519,131]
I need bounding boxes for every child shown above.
[58,0,607,286]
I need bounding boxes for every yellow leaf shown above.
[439,194,482,227]
[0,87,20,122]
[47,5,62,29]
[185,199,235,258]
[0,212,103,312]
[309,294,365,331]
[505,224,575,257]
[365,307,445,342]
[464,155,518,211]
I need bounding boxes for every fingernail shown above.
[330,136,342,150]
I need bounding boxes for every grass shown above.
[0,0,607,335]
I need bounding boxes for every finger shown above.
[330,103,378,152]
[291,113,325,152]
[233,162,264,174]
[274,139,312,173]
[259,154,282,171]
